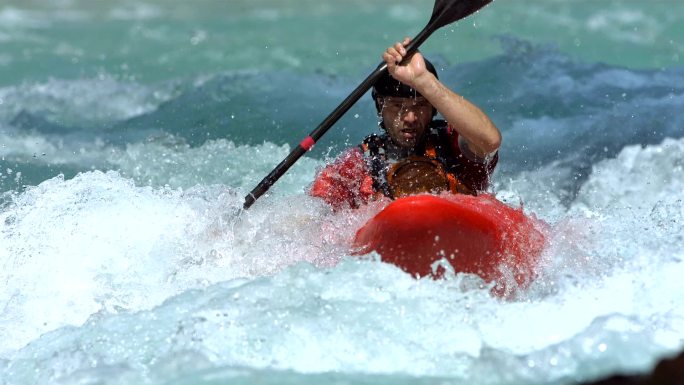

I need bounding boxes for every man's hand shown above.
[382,37,433,89]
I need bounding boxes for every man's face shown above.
[380,96,433,148]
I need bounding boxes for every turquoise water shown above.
[1,1,684,384]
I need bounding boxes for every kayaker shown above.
[311,37,501,209]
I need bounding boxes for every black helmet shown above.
[372,58,439,113]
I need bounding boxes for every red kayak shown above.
[352,194,547,297]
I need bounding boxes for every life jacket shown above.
[358,120,475,199]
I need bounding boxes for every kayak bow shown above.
[352,194,546,297]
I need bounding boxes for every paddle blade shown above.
[429,0,493,30]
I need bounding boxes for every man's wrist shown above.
[412,73,439,96]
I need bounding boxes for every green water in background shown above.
[1,0,682,87]
[2,2,684,384]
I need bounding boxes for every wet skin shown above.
[380,96,433,148]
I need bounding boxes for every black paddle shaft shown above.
[243,0,493,209]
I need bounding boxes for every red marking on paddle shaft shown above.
[300,136,315,151]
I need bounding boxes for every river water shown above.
[1,1,683,384]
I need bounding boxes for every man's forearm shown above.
[414,74,501,157]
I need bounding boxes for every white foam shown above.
[0,5,86,30]
[0,167,350,354]
[4,250,682,383]
[586,9,659,45]
[573,137,684,212]
[107,138,322,193]
[0,7,48,28]
[0,129,106,166]
[0,172,196,352]
[109,3,163,21]
[1,136,684,383]
[0,77,172,126]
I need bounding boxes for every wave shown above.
[2,40,683,195]
[1,137,683,380]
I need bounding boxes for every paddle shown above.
[243,0,493,209]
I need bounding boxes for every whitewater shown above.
[1,1,683,384]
